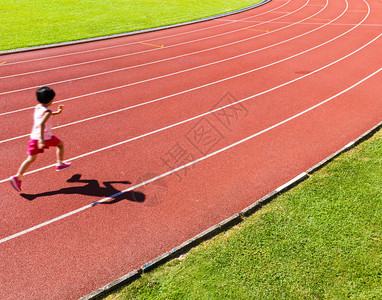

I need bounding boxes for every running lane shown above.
[0,0,381,298]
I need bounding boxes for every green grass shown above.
[0,0,262,51]
[5,2,380,298]
[102,129,382,299]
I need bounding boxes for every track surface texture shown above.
[1,0,381,298]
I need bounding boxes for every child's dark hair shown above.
[36,86,55,104]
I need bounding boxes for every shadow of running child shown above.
[20,174,145,204]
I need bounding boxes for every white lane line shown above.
[0,0,310,80]
[275,172,308,192]
[0,0,346,144]
[0,0,317,98]
[1,66,380,245]
[4,0,291,67]
[219,20,382,26]
[0,0,349,143]
[1,25,379,184]
[0,0,336,116]
[1,0,375,147]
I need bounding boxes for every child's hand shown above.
[53,105,64,115]
[38,140,45,149]
[57,105,64,114]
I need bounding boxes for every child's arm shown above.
[38,110,52,149]
[52,105,64,115]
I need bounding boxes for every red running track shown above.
[0,0,381,298]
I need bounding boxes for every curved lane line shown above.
[0,0,316,99]
[3,0,288,66]
[0,0,349,143]
[1,0,373,145]
[2,1,286,66]
[0,0,339,117]
[1,22,379,183]
[0,0,309,79]
[0,0,344,144]
[1,66,380,245]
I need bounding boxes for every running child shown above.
[10,86,71,192]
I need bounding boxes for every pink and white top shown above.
[30,104,53,140]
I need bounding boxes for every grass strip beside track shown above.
[0,0,262,51]
[102,129,382,299]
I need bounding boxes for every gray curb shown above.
[79,120,382,300]
[71,0,382,297]
[0,0,271,56]
[141,251,173,273]
[79,270,141,300]
[79,214,244,299]
[306,121,382,174]
[140,214,242,273]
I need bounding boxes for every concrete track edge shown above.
[80,120,382,299]
[0,0,271,56]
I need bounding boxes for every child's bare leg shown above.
[55,141,71,171]
[17,155,37,179]
[57,141,64,165]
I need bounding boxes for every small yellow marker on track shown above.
[0,62,5,65]
[244,28,269,33]
[139,42,164,48]
[309,18,331,21]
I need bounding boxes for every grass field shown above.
[4,1,381,298]
[102,128,382,299]
[0,0,262,51]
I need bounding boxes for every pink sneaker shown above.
[56,162,72,172]
[10,176,22,192]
